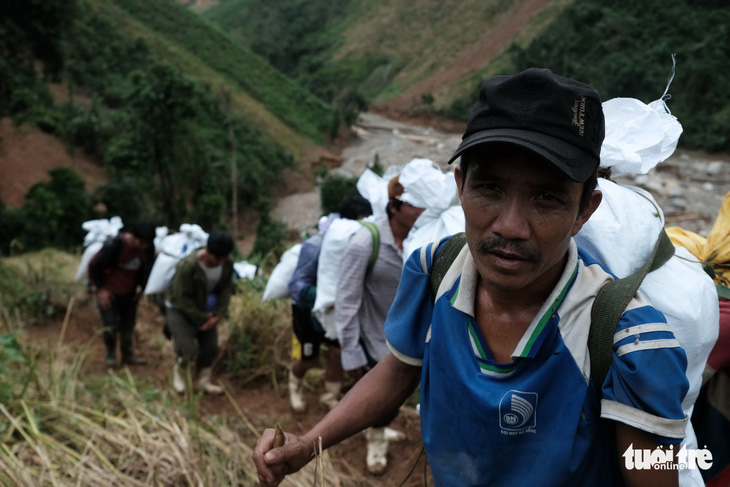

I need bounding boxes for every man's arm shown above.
[614,421,678,487]
[253,354,420,486]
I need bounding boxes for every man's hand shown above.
[252,428,315,486]
[200,313,221,331]
[97,288,111,310]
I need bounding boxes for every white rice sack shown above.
[74,241,104,282]
[575,179,718,481]
[600,97,682,177]
[403,205,465,263]
[144,226,208,295]
[81,216,123,247]
[313,218,364,312]
[261,244,301,302]
[398,158,457,211]
[356,165,401,219]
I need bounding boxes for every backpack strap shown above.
[429,232,467,299]
[357,221,380,273]
[588,228,676,389]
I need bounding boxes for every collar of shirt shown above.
[450,239,580,360]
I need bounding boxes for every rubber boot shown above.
[365,427,389,475]
[172,363,186,394]
[196,367,223,395]
[288,370,307,412]
[103,330,116,366]
[318,381,342,410]
[120,329,146,365]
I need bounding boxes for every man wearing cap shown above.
[166,230,235,395]
[89,220,156,366]
[253,69,689,486]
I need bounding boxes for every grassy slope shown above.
[94,0,333,148]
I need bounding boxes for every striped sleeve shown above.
[600,296,689,444]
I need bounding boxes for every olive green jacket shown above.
[168,251,234,327]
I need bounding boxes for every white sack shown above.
[313,307,338,341]
[144,224,209,295]
[313,218,364,312]
[81,216,124,247]
[75,217,124,281]
[575,179,718,487]
[261,244,301,302]
[234,261,257,281]
[74,241,104,282]
[403,205,465,261]
[356,165,401,219]
[398,158,457,211]
[600,97,682,177]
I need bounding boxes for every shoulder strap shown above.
[357,221,380,273]
[430,232,467,299]
[588,228,675,389]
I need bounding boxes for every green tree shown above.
[18,167,90,250]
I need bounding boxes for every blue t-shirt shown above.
[385,237,689,486]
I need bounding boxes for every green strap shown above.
[588,228,675,389]
[357,221,380,273]
[430,232,467,299]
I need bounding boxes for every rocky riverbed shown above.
[274,111,730,238]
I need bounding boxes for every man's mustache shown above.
[475,236,538,263]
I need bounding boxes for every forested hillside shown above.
[204,0,730,153]
[0,0,337,256]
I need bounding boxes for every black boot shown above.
[120,329,146,365]
[103,330,117,366]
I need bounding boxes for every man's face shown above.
[392,200,425,231]
[455,148,601,295]
[200,249,227,268]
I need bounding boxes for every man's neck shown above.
[389,217,410,250]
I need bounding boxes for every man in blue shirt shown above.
[253,68,689,486]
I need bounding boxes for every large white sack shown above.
[144,225,209,295]
[81,216,124,247]
[356,165,401,219]
[75,217,124,281]
[261,244,301,302]
[398,158,457,211]
[575,179,718,487]
[74,241,104,282]
[313,218,364,312]
[403,205,465,262]
[600,97,682,178]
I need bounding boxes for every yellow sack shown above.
[667,191,730,289]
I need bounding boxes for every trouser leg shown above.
[196,326,219,370]
[167,307,199,366]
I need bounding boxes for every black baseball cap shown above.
[447,68,605,182]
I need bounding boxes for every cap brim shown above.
[447,128,598,182]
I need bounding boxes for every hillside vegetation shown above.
[204,0,730,153]
[0,0,338,255]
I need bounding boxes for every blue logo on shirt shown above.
[499,390,538,432]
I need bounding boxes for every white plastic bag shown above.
[144,224,209,295]
[313,218,365,311]
[600,97,682,177]
[575,179,718,486]
[261,244,301,302]
[403,205,465,261]
[356,165,401,219]
[234,261,257,281]
[74,217,125,281]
